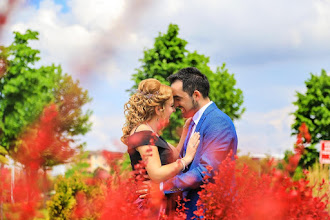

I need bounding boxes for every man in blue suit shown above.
[163,67,238,219]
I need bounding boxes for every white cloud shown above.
[82,114,127,152]
[5,0,330,73]
[139,0,330,64]
[0,0,9,13]
[3,0,152,82]
[5,0,98,74]
[68,0,125,31]
[236,105,297,157]
[309,1,330,42]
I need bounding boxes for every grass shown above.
[307,163,330,212]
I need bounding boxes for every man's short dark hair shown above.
[167,67,210,98]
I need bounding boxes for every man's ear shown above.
[193,90,202,101]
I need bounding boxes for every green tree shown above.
[130,24,245,143]
[0,30,92,166]
[0,30,58,153]
[291,70,330,144]
[208,64,245,120]
[54,72,92,138]
[64,151,92,178]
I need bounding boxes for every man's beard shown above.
[180,98,199,118]
[192,98,199,110]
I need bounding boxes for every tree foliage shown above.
[54,72,92,137]
[64,151,93,178]
[0,30,58,152]
[291,70,330,144]
[0,30,92,167]
[130,24,244,143]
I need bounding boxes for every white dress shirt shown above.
[188,101,213,140]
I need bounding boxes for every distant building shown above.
[87,151,109,172]
[249,153,283,161]
[86,150,124,173]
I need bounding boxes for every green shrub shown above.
[47,174,88,219]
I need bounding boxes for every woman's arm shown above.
[169,118,192,159]
[137,132,200,183]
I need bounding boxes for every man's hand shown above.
[136,180,163,200]
[136,180,151,199]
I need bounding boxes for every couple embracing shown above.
[121,67,238,219]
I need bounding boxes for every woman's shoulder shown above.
[127,125,158,149]
[130,124,153,135]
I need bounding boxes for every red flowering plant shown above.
[57,147,161,220]
[98,146,171,220]
[12,104,75,170]
[3,104,77,219]
[0,167,11,215]
[194,143,329,219]
[4,170,44,220]
[283,123,319,180]
[41,119,330,219]
[68,138,192,220]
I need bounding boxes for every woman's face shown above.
[160,96,175,127]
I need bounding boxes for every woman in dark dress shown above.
[121,78,200,215]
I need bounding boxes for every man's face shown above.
[171,80,198,118]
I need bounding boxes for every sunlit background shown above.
[1,0,330,175]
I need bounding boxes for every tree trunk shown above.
[43,167,47,208]
[11,162,15,203]
[0,163,3,220]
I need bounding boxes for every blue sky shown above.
[28,0,69,12]
[1,0,329,159]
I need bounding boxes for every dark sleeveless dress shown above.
[126,130,179,215]
[127,130,175,170]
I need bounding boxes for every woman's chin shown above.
[163,120,171,128]
[163,121,170,128]
[157,120,169,130]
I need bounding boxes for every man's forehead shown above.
[171,80,183,92]
[171,80,189,97]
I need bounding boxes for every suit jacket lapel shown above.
[195,102,217,133]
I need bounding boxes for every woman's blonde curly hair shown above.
[121,78,172,144]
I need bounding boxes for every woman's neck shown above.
[146,119,160,135]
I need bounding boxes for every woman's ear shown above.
[155,105,164,116]
[155,106,161,116]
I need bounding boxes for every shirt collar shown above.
[192,101,213,126]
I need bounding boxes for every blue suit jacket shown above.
[164,103,238,219]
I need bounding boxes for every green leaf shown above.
[0,154,8,164]
[0,145,8,155]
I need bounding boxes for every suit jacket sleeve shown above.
[163,119,237,193]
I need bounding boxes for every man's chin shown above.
[182,112,190,119]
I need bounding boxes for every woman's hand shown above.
[183,132,200,164]
[181,118,192,137]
